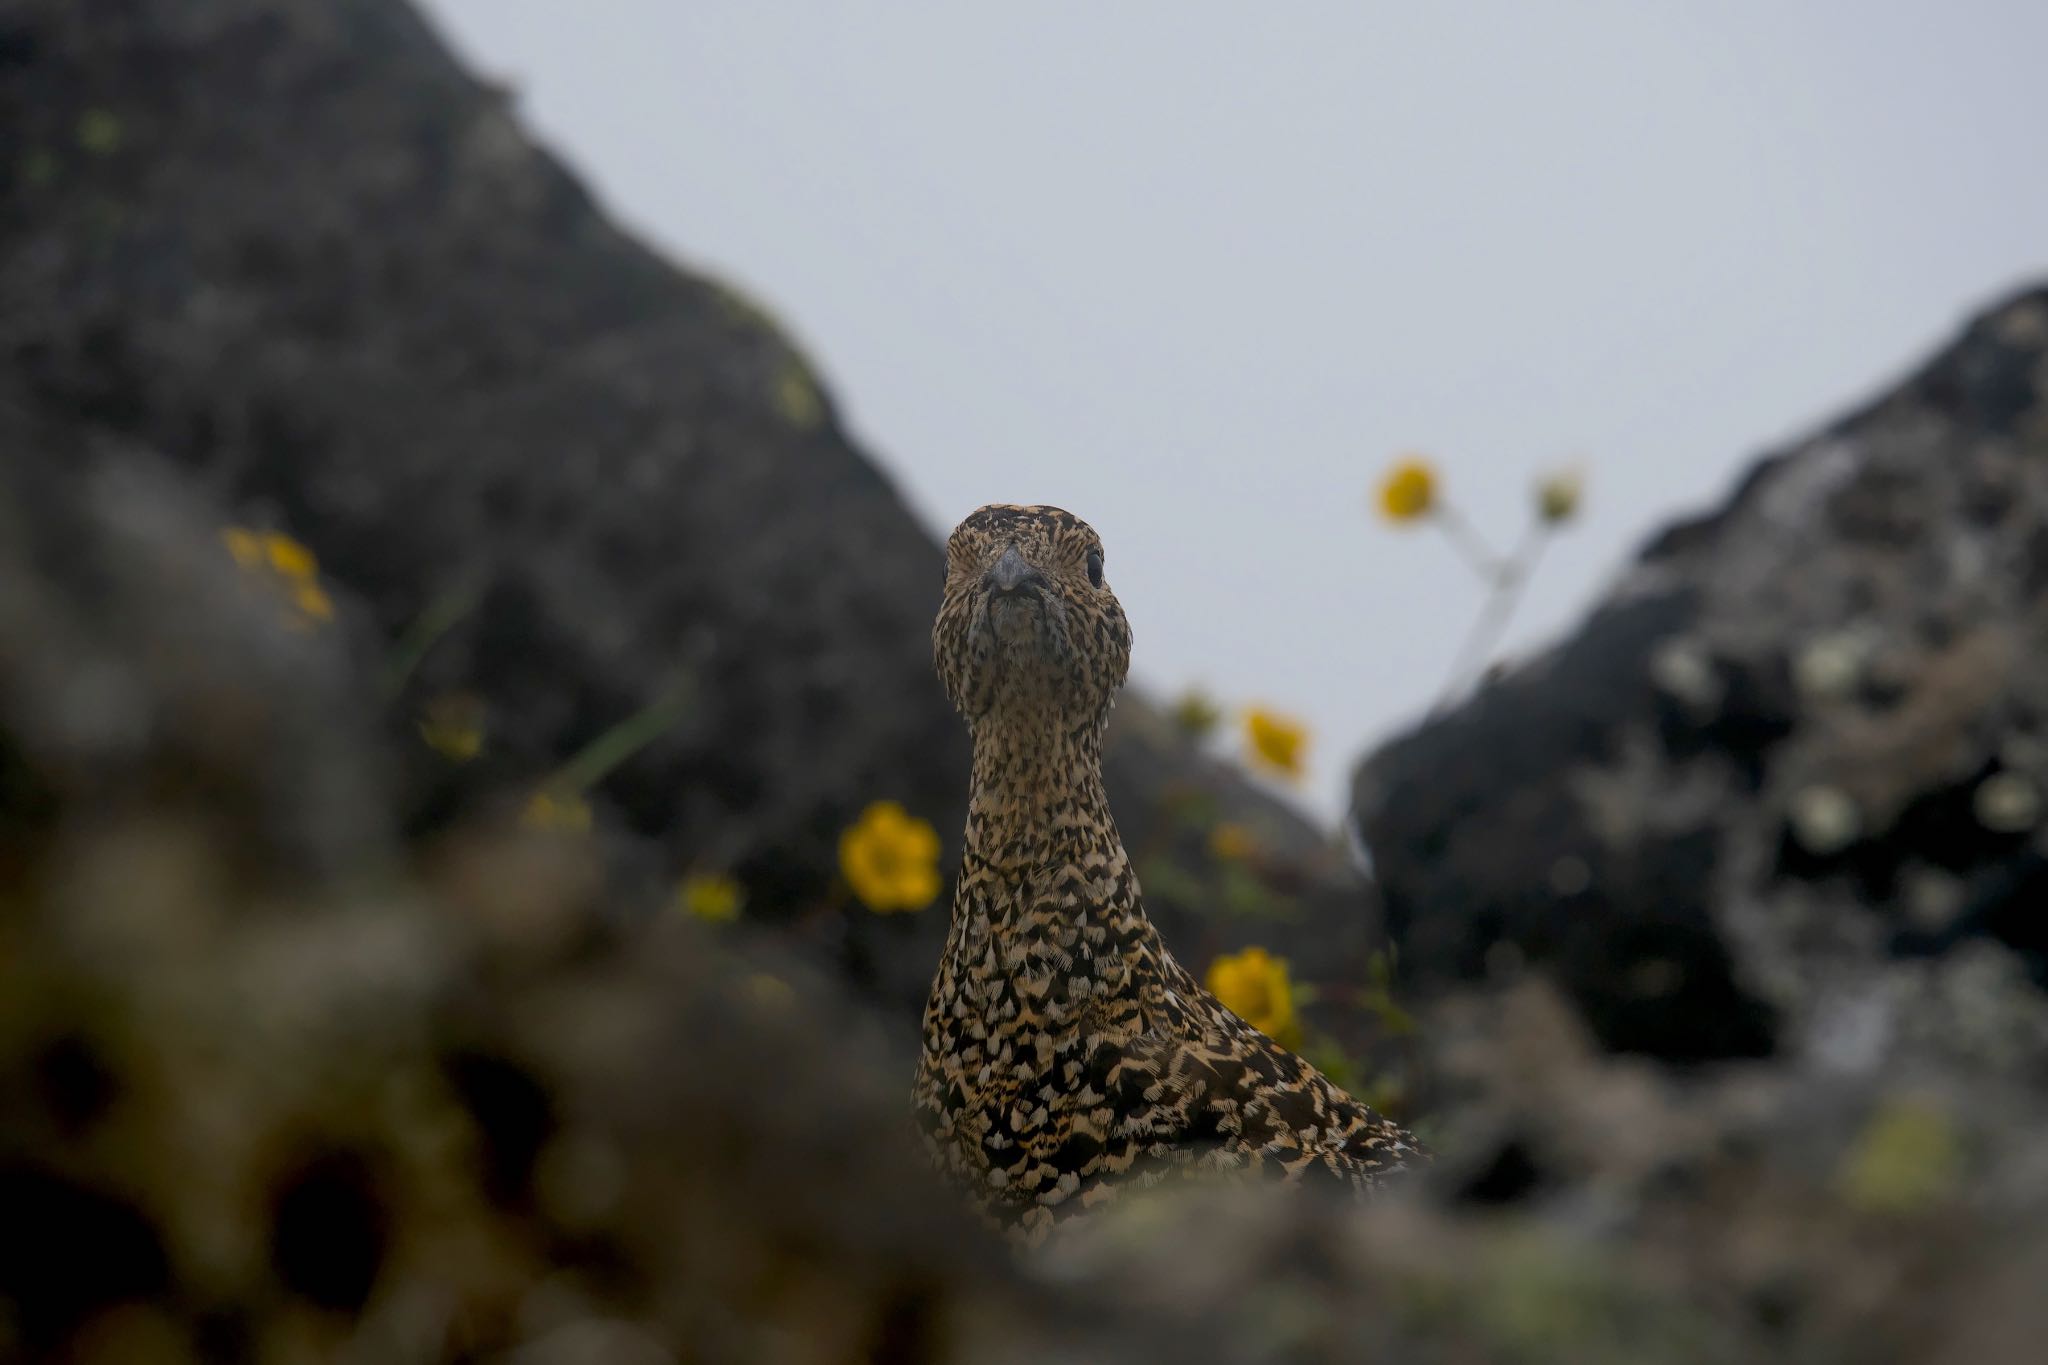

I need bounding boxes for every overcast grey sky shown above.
[422,2,2048,822]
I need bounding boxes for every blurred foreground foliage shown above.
[5,452,2043,1364]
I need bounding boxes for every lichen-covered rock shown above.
[1353,285,2048,1078]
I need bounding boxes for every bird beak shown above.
[986,545,1039,597]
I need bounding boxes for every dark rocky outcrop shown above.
[0,0,1365,1041]
[1354,285,2048,1079]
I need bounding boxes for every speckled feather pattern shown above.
[917,505,1424,1243]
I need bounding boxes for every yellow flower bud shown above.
[1536,467,1584,525]
[1242,707,1309,781]
[678,873,745,922]
[1377,457,1438,523]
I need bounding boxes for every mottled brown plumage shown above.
[916,504,1423,1242]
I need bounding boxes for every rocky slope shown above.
[0,0,1367,1039]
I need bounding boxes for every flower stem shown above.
[1432,523,1549,715]
[380,572,487,701]
[547,674,696,795]
[1433,500,1507,583]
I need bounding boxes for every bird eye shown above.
[1085,548,1104,588]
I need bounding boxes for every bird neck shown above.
[962,709,1118,876]
[949,707,1154,991]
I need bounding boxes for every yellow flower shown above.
[418,693,488,763]
[520,790,592,835]
[1207,822,1257,863]
[678,873,744,923]
[1205,947,1302,1050]
[1536,466,1584,525]
[262,533,319,582]
[1243,707,1309,781]
[1377,457,1438,523]
[288,580,334,626]
[839,800,942,913]
[221,526,264,569]
[221,526,333,629]
[1168,687,1223,741]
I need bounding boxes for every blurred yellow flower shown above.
[261,533,317,581]
[221,526,264,569]
[1243,708,1309,781]
[520,790,592,835]
[1536,466,1585,525]
[1838,1100,1961,1215]
[839,800,942,913]
[76,108,124,157]
[1207,822,1257,863]
[678,873,744,923]
[1377,457,1438,523]
[1205,947,1302,1050]
[1169,687,1223,741]
[775,363,824,430]
[287,581,334,626]
[221,525,333,629]
[418,693,488,763]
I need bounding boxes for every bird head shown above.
[933,504,1132,731]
